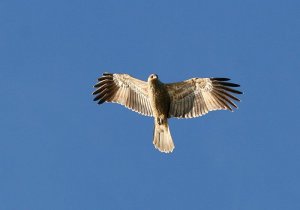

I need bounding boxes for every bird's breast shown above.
[148,82,170,118]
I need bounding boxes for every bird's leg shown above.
[156,117,161,125]
[156,117,163,125]
[156,116,166,125]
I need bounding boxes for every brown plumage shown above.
[93,73,243,153]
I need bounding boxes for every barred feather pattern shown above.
[93,73,153,117]
[166,77,243,119]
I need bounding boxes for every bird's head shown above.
[148,74,158,82]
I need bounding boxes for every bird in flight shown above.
[93,73,242,153]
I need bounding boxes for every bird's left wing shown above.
[165,77,242,118]
[93,73,153,116]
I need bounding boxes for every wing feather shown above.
[166,77,242,118]
[93,73,153,117]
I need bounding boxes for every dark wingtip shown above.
[212,78,231,81]
[218,82,240,87]
[232,90,243,94]
[94,83,101,88]
[103,72,112,76]
[98,73,112,81]
[93,73,115,103]
[97,100,105,104]
[219,86,243,95]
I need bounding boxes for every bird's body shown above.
[93,73,242,153]
[147,74,174,152]
[148,74,170,119]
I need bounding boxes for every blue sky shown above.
[1,0,300,209]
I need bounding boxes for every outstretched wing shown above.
[93,73,153,116]
[166,77,242,118]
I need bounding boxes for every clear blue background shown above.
[1,0,299,209]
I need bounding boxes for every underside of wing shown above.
[166,77,242,118]
[93,73,153,117]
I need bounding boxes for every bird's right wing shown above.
[93,73,153,117]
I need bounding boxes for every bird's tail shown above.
[153,120,174,153]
